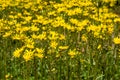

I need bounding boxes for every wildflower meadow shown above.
[0,0,120,80]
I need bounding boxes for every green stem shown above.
[34,57,38,80]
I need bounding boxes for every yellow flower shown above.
[113,37,120,44]
[12,33,26,40]
[68,49,77,58]
[24,16,32,21]
[94,32,100,37]
[38,32,46,40]
[81,34,87,42]
[25,38,34,49]
[48,11,56,16]
[59,46,69,50]
[57,7,67,13]
[31,34,38,39]
[59,34,65,40]
[70,18,79,25]
[13,46,25,58]
[5,74,10,79]
[36,48,44,53]
[48,31,58,40]
[3,31,12,37]
[50,41,58,49]
[34,53,43,58]
[9,15,14,18]
[31,25,39,32]
[26,43,34,49]
[97,44,101,49]
[22,26,30,32]
[114,18,120,22]
[107,27,113,34]
[23,49,34,61]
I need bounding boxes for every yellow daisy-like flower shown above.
[68,49,77,58]
[59,46,69,50]
[23,49,34,62]
[13,46,25,58]
[113,37,120,44]
[81,34,87,42]
[31,25,39,32]
[3,31,12,38]
[50,41,58,49]
[36,48,44,53]
[34,53,43,58]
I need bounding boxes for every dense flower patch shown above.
[0,0,120,79]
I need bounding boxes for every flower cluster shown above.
[0,0,119,62]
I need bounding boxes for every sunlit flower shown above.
[31,25,39,32]
[13,46,25,58]
[25,38,35,49]
[34,53,43,58]
[3,31,12,37]
[59,46,69,50]
[0,0,119,62]
[81,34,87,42]
[50,41,58,49]
[97,44,101,49]
[23,49,34,61]
[36,48,44,53]
[113,37,120,44]
[68,49,77,58]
